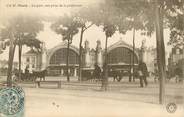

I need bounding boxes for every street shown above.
[1,76,184,117]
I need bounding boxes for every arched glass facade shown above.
[48,48,79,76]
[107,47,138,64]
[49,48,79,65]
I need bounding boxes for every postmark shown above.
[166,102,177,113]
[0,86,25,115]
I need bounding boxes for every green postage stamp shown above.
[0,86,25,117]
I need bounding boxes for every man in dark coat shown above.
[24,65,30,80]
[138,60,148,87]
[94,64,101,81]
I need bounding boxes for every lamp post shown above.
[128,51,132,82]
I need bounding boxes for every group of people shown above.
[153,65,183,83]
[13,65,47,81]
[93,59,149,88]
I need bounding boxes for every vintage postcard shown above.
[0,0,184,117]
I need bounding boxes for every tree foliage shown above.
[167,10,184,47]
[51,14,82,82]
[0,15,43,49]
[17,33,42,50]
[73,6,97,80]
[51,14,81,42]
[153,0,184,47]
[106,0,155,36]
[107,0,184,47]
[0,15,43,84]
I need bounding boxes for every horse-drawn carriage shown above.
[81,68,95,81]
[13,69,47,82]
[81,67,103,82]
[81,67,137,82]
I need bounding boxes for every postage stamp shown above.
[0,86,25,116]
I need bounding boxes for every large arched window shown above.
[50,48,79,65]
[107,47,138,64]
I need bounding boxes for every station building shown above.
[22,39,154,76]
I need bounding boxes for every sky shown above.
[0,0,172,61]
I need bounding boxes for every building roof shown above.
[106,39,140,54]
[23,49,40,56]
[108,39,138,51]
[47,41,79,56]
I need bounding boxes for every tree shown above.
[1,16,43,82]
[74,8,95,81]
[102,24,117,90]
[105,0,155,82]
[153,0,166,104]
[105,0,184,104]
[16,18,43,81]
[82,2,137,90]
[0,15,43,86]
[147,0,184,105]
[51,14,80,82]
[168,14,184,47]
[156,0,184,104]
[17,34,42,80]
[90,3,119,90]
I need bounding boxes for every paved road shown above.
[1,76,184,117]
[24,88,184,117]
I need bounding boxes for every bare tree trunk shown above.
[18,44,22,81]
[155,0,166,104]
[7,33,16,87]
[132,28,135,82]
[78,24,93,81]
[102,36,108,91]
[78,26,84,81]
[66,39,70,82]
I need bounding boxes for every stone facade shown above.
[22,39,155,76]
[22,49,42,73]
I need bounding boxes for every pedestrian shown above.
[154,68,159,82]
[93,64,101,81]
[137,60,148,87]
[112,69,118,82]
[129,67,133,82]
[117,70,123,82]
[25,65,29,75]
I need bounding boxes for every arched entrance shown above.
[107,47,138,66]
[47,44,79,76]
[106,40,139,77]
